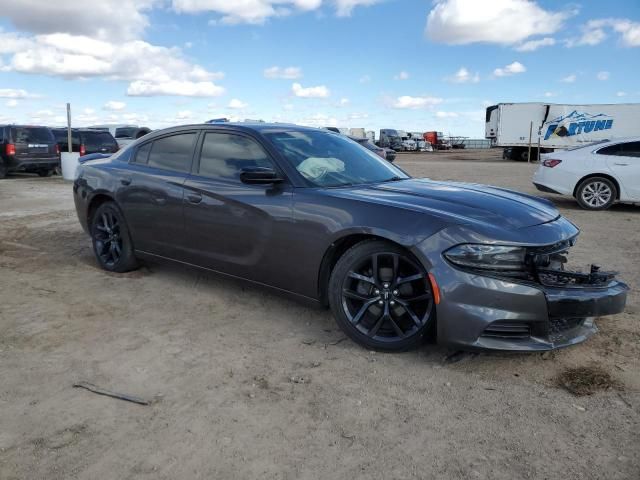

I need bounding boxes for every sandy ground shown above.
[0,149,638,480]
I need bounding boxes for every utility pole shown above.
[66,103,72,153]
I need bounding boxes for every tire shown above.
[575,177,617,210]
[90,202,139,272]
[328,240,436,352]
[0,163,7,179]
[37,169,53,177]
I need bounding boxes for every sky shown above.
[0,0,638,138]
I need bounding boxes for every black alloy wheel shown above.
[329,240,435,352]
[91,202,139,272]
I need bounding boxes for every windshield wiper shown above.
[379,176,405,183]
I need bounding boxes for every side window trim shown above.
[192,130,285,183]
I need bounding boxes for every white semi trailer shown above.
[485,102,640,161]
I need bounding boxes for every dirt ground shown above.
[1,149,638,480]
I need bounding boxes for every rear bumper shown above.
[5,156,60,171]
[533,182,562,195]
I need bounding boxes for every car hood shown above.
[334,178,560,230]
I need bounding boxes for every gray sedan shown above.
[73,124,627,352]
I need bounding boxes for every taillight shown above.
[5,143,16,156]
[80,144,86,156]
[55,144,60,155]
[542,159,562,168]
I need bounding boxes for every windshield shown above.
[115,127,138,138]
[265,130,409,187]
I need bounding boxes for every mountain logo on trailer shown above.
[543,110,614,140]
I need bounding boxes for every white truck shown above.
[485,102,640,161]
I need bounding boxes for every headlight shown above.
[444,244,527,271]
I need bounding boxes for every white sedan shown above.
[533,137,640,210]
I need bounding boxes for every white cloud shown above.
[426,0,571,45]
[296,112,338,127]
[176,110,192,119]
[435,111,458,118]
[359,75,371,83]
[6,99,18,108]
[127,80,225,97]
[616,91,627,97]
[597,71,610,81]
[394,71,409,80]
[0,31,226,97]
[0,88,32,98]
[447,67,479,83]
[172,0,380,23]
[543,92,556,98]
[264,66,302,79]
[493,61,526,77]
[292,82,330,98]
[228,98,249,109]
[337,97,350,107]
[566,18,640,48]
[391,95,443,109]
[104,101,126,111]
[561,74,576,83]
[172,0,322,24]
[515,37,555,51]
[0,0,156,41]
[335,0,382,17]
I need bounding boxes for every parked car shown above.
[73,123,627,352]
[0,125,59,178]
[88,124,151,149]
[52,128,119,156]
[533,138,640,210]
[349,136,395,162]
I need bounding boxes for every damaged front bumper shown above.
[418,231,629,352]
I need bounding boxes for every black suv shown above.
[52,128,119,157]
[0,125,60,178]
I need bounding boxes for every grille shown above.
[481,321,531,339]
[548,317,584,342]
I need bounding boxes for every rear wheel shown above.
[37,169,53,177]
[0,163,7,179]
[575,177,616,210]
[90,202,139,272]
[329,240,435,352]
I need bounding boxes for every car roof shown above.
[137,122,326,142]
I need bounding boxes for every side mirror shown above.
[240,167,284,185]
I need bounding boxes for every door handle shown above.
[613,163,629,166]
[187,193,203,204]
[120,177,132,186]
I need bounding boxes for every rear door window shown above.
[148,133,197,173]
[12,127,54,144]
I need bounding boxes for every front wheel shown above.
[575,177,616,210]
[328,240,435,352]
[90,202,139,272]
